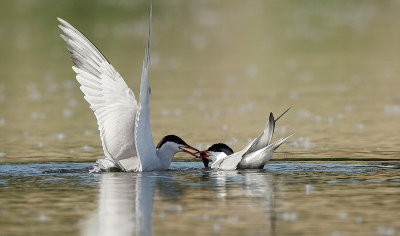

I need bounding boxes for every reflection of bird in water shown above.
[81,170,189,236]
[201,170,277,236]
[198,109,292,170]
[81,168,278,236]
[82,173,155,236]
[57,4,198,172]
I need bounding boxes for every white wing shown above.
[243,108,290,157]
[239,134,294,169]
[242,112,275,157]
[134,3,159,171]
[58,18,139,171]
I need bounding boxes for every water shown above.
[1,0,400,235]
[0,162,399,235]
[1,0,399,162]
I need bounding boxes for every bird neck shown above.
[156,144,179,166]
[211,152,228,162]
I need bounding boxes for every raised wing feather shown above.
[242,112,275,157]
[238,134,294,169]
[58,18,139,171]
[242,108,291,157]
[134,3,159,171]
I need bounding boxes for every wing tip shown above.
[57,17,71,28]
[277,133,294,146]
[59,33,68,42]
[269,112,275,122]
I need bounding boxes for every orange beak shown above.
[179,146,200,157]
[199,151,210,159]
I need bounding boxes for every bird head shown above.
[196,143,234,168]
[156,135,199,156]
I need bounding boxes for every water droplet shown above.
[285,59,298,71]
[168,205,183,212]
[290,137,315,149]
[345,104,354,111]
[220,124,228,130]
[55,133,66,140]
[313,116,322,123]
[68,98,78,107]
[384,105,400,114]
[63,108,74,118]
[331,231,341,236]
[336,113,345,120]
[29,112,46,120]
[82,145,93,151]
[26,83,42,102]
[376,226,395,235]
[276,126,287,134]
[192,34,208,50]
[384,69,395,79]
[37,214,49,222]
[337,212,348,220]
[84,130,94,136]
[289,91,299,99]
[63,80,75,90]
[160,109,170,116]
[305,184,314,194]
[225,138,238,146]
[197,103,206,110]
[281,212,298,222]
[173,108,183,116]
[212,224,222,233]
[298,73,314,83]
[245,66,258,77]
[158,211,166,218]
[298,110,311,118]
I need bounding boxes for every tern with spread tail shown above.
[199,109,293,170]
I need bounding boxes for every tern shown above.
[57,5,198,171]
[199,109,293,170]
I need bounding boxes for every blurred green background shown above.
[0,0,399,162]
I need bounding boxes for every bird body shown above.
[58,4,197,172]
[202,111,292,170]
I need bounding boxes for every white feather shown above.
[134,3,161,171]
[58,17,139,171]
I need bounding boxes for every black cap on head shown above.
[207,143,234,155]
[156,135,189,149]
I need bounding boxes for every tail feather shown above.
[275,107,291,122]
[268,134,294,151]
